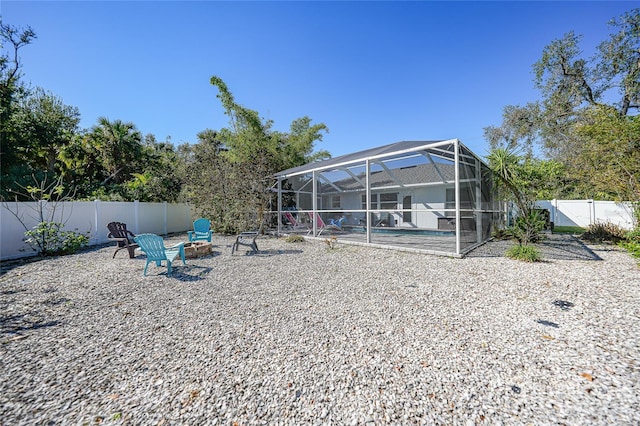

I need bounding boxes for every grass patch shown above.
[619,241,640,259]
[505,244,542,262]
[553,226,586,234]
[284,234,305,243]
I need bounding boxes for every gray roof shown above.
[275,140,457,178]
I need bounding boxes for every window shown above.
[331,196,341,209]
[403,195,412,223]
[445,187,474,217]
[380,193,397,210]
[362,193,397,209]
[361,193,378,209]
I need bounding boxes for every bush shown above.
[285,234,305,243]
[581,222,627,243]
[620,240,640,259]
[626,228,640,243]
[492,228,513,240]
[510,209,547,244]
[620,228,640,260]
[505,244,542,262]
[24,222,89,256]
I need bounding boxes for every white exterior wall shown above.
[334,192,363,225]
[404,186,448,229]
[0,201,193,261]
[324,186,450,229]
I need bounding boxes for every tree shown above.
[486,8,640,219]
[188,75,329,232]
[533,9,639,149]
[181,132,254,233]
[277,116,331,171]
[533,9,640,206]
[87,117,144,185]
[573,106,640,211]
[487,147,564,246]
[1,88,81,200]
[209,75,329,171]
[11,88,80,173]
[58,132,104,199]
[1,174,89,256]
[484,103,542,155]
[0,20,36,137]
[0,21,36,199]
[122,134,186,202]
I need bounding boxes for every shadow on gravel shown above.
[1,313,61,337]
[467,233,602,261]
[238,249,304,257]
[0,243,114,276]
[1,288,25,296]
[536,319,560,328]
[0,256,40,276]
[173,265,214,282]
[539,235,602,261]
[552,299,575,311]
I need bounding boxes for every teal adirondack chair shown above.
[188,218,212,242]
[134,233,186,276]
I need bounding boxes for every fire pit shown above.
[183,241,212,258]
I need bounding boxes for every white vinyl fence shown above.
[0,201,193,261]
[536,199,636,230]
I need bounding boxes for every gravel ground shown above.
[1,233,639,425]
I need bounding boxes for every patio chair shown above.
[107,222,139,259]
[134,233,186,276]
[329,216,346,228]
[308,212,344,236]
[188,218,212,242]
[283,211,308,231]
[231,224,263,255]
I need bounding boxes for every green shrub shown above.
[620,228,640,260]
[24,222,89,256]
[619,240,640,259]
[510,209,547,245]
[492,228,513,240]
[285,234,305,243]
[626,228,640,243]
[505,244,542,262]
[581,222,627,243]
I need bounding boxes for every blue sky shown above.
[2,1,635,159]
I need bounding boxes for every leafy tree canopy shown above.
[182,76,330,232]
[485,8,640,210]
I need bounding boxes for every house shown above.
[273,139,500,257]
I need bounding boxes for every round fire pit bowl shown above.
[183,241,213,258]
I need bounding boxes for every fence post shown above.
[163,201,168,235]
[94,199,100,245]
[134,200,140,234]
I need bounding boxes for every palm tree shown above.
[487,147,543,246]
[90,117,143,185]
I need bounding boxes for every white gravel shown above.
[1,233,639,425]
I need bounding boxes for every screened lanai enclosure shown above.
[273,140,500,257]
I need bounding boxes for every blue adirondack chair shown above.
[188,218,212,242]
[329,216,346,229]
[134,233,186,276]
